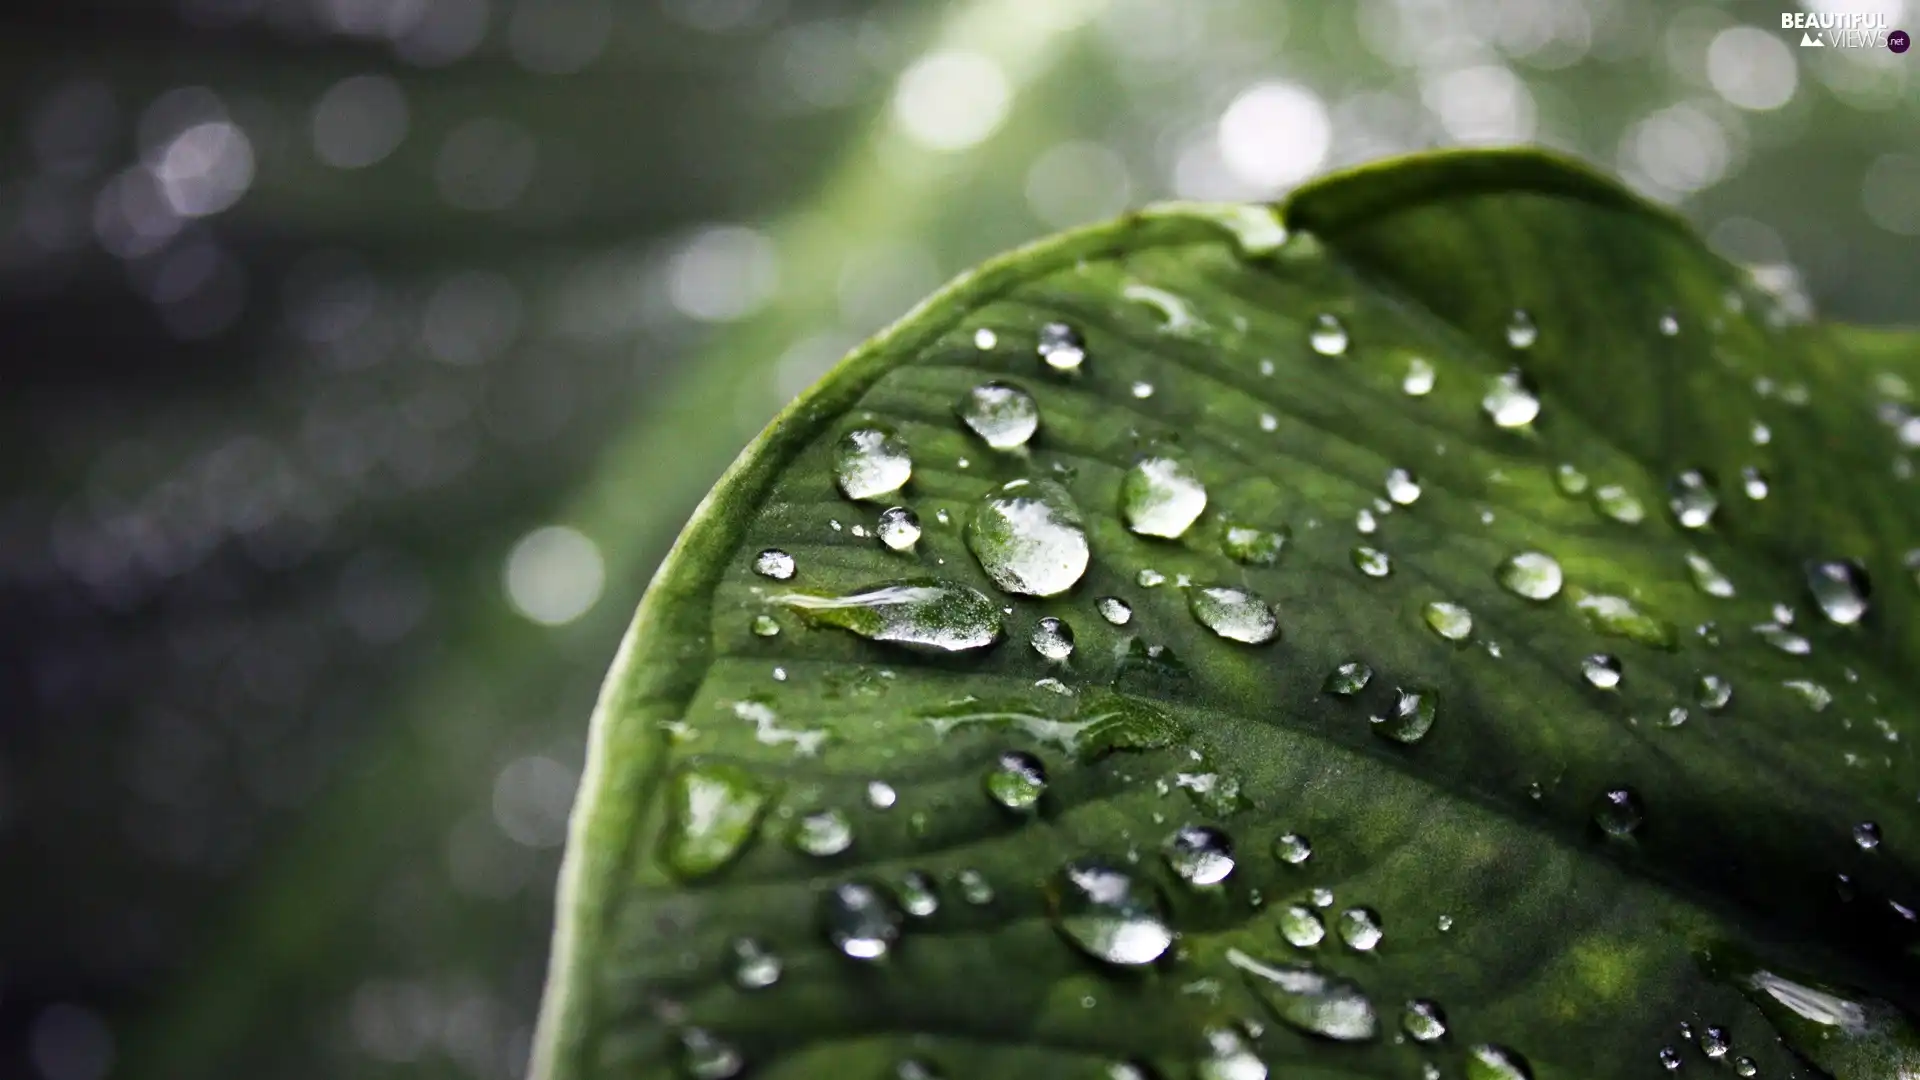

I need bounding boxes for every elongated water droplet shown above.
[1505,310,1537,349]
[682,1028,743,1079]
[1037,321,1085,372]
[1696,673,1733,711]
[1757,619,1811,655]
[1784,678,1832,711]
[1592,483,1645,525]
[1336,907,1383,951]
[729,937,782,990]
[898,870,939,917]
[1227,948,1377,1041]
[1402,999,1448,1042]
[1352,546,1392,578]
[1686,552,1735,598]
[1668,470,1719,529]
[1372,687,1436,744]
[1403,356,1436,396]
[1469,1045,1533,1080]
[1498,551,1563,600]
[966,479,1089,597]
[1274,833,1313,865]
[1031,616,1075,660]
[1575,593,1677,649]
[1423,601,1473,642]
[956,381,1040,450]
[794,808,853,856]
[1164,825,1236,885]
[663,763,770,880]
[1048,859,1173,966]
[1097,597,1131,625]
[1594,787,1644,838]
[1222,523,1289,566]
[1805,559,1871,625]
[754,548,795,580]
[778,579,1003,652]
[835,427,913,502]
[1323,661,1372,697]
[985,749,1049,812]
[1279,903,1324,946]
[1385,467,1422,505]
[1309,313,1349,356]
[878,507,921,551]
[1854,821,1881,850]
[1483,370,1540,428]
[1189,585,1279,645]
[1121,457,1208,538]
[1197,1026,1267,1080]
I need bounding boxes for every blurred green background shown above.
[0,0,1913,1076]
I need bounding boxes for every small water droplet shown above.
[834,427,913,502]
[1222,523,1289,566]
[878,507,921,552]
[1741,466,1770,499]
[1594,787,1644,838]
[1258,412,1279,432]
[1310,887,1334,908]
[1279,903,1325,946]
[894,1058,940,1080]
[1136,568,1166,587]
[1227,949,1377,1041]
[1555,463,1590,495]
[973,327,997,350]
[953,382,1042,452]
[1189,585,1279,645]
[1733,1057,1757,1077]
[1403,357,1436,396]
[729,937,782,990]
[1497,551,1563,600]
[1121,457,1208,539]
[751,614,781,637]
[822,880,902,960]
[1854,821,1882,850]
[1668,470,1719,530]
[1805,559,1871,625]
[1196,1026,1267,1080]
[1309,313,1349,356]
[1372,687,1436,744]
[1505,310,1537,349]
[864,780,897,810]
[1658,311,1681,336]
[1699,1026,1730,1059]
[1575,593,1676,649]
[1048,859,1173,966]
[966,479,1089,597]
[753,548,795,580]
[1352,546,1392,578]
[1274,833,1313,865]
[1696,673,1733,711]
[794,808,854,856]
[681,1028,743,1079]
[1685,552,1735,598]
[1131,381,1154,399]
[1323,661,1373,696]
[1757,620,1811,655]
[1784,678,1832,711]
[985,749,1049,812]
[1402,999,1448,1042]
[1037,321,1085,372]
[1468,1044,1533,1080]
[1593,483,1646,524]
[1436,914,1454,932]
[1423,601,1473,642]
[1356,508,1378,534]
[1385,467,1422,505]
[1659,1046,1682,1071]
[1096,597,1132,625]
[1483,370,1540,428]
[1164,824,1236,885]
[1336,907,1383,951]
[957,867,994,905]
[1031,616,1075,661]
[778,580,1003,651]
[898,870,939,917]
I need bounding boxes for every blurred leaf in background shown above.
[0,0,1912,1078]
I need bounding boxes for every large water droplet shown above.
[1805,559,1871,625]
[1594,787,1644,838]
[822,881,902,960]
[729,937,782,990]
[682,1028,743,1079]
[835,427,913,502]
[1505,310,1537,349]
[1402,999,1448,1042]
[1274,833,1313,865]
[1037,321,1085,373]
[1593,484,1646,524]
[1121,457,1208,538]
[1189,585,1279,645]
[1031,616,1075,661]
[793,808,854,856]
[956,381,1040,449]
[1163,824,1236,885]
[985,749,1049,812]
[878,507,921,552]
[778,580,1003,651]
[1309,313,1349,356]
[753,548,795,580]
[1227,948,1378,1041]
[1279,903,1325,946]
[1668,470,1719,530]
[1048,859,1173,966]
[1497,551,1563,600]
[1222,524,1289,566]
[1352,545,1392,578]
[1372,687,1436,744]
[663,763,770,880]
[966,479,1090,597]
[1469,1045,1533,1080]
[1423,601,1473,642]
[1323,661,1372,696]
[1483,370,1540,428]
[1385,467,1422,505]
[1686,552,1735,598]
[1336,907,1383,951]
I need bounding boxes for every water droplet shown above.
[1483,370,1540,428]
[985,749,1049,812]
[729,937,782,990]
[1659,311,1681,336]
[1699,1026,1730,1059]
[966,479,1089,597]
[753,548,795,580]
[1226,949,1377,1041]
[894,1058,940,1080]
[1279,903,1324,946]
[1131,380,1154,399]
[1258,412,1279,432]
[1274,833,1313,865]
[1372,687,1436,744]
[1594,787,1644,838]
[878,506,922,552]
[973,327,997,350]
[1907,549,1920,590]
[751,614,781,637]
[1309,313,1349,356]
[957,868,994,905]
[1593,484,1646,524]
[1685,553,1735,598]
[1222,524,1289,566]
[1696,673,1733,711]
[1468,1044,1533,1080]
[1784,679,1832,711]
[1323,661,1372,697]
[1505,309,1537,349]
[1189,585,1279,645]
[682,1028,743,1079]
[1575,593,1676,649]
[663,763,770,880]
[1497,551,1563,600]
[1555,463,1590,495]
[865,781,897,810]
[794,808,854,856]
[1854,821,1882,850]
[1385,467,1422,505]
[1733,1057,1757,1077]
[1097,597,1132,625]
[1197,1026,1267,1080]
[1805,559,1871,625]
[1031,616,1075,661]
[1048,859,1173,966]
[1423,601,1473,642]
[1742,466,1770,500]
[1037,321,1085,372]
[1310,887,1334,908]
[1668,470,1719,530]
[822,880,902,960]
[1437,914,1454,932]
[898,870,939,917]
[1121,457,1208,539]
[834,427,913,502]
[1402,999,1448,1042]
[1659,1046,1682,1071]
[1403,357,1436,396]
[1136,568,1165,587]
[1757,620,1811,655]
[1164,825,1236,885]
[1352,546,1392,578]
[778,580,1003,652]
[956,381,1040,450]
[1336,907,1383,951]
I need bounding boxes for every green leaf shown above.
[531,149,1920,1080]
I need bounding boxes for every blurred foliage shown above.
[0,0,1912,1078]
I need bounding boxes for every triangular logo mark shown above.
[1800,31,1825,46]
